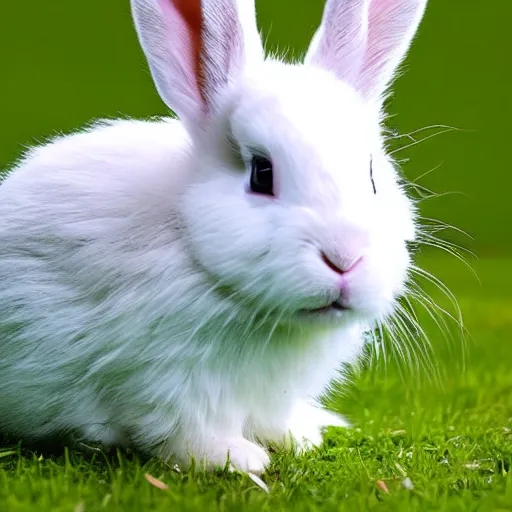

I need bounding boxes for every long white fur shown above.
[0,0,427,474]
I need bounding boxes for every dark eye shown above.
[250,156,274,196]
[370,158,376,194]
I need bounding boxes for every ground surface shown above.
[1,255,511,511]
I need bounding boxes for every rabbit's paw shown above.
[286,402,349,453]
[204,437,270,474]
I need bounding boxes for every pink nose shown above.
[320,221,370,276]
[321,251,363,276]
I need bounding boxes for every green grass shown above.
[1,254,511,511]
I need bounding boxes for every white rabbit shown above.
[0,0,427,474]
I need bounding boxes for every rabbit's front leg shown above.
[285,400,349,452]
[200,435,270,474]
[151,422,271,474]
[165,434,270,474]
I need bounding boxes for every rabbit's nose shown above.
[321,251,363,276]
[320,220,370,276]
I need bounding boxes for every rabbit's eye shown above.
[250,156,274,196]
[370,158,376,194]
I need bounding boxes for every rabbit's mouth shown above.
[310,301,349,314]
[299,299,351,318]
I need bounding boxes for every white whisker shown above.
[389,128,458,156]
[386,124,462,142]
[410,161,445,183]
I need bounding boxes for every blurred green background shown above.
[0,0,508,255]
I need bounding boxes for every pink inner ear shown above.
[362,0,402,72]
[158,0,204,103]
[308,0,369,86]
[357,0,424,95]
[148,0,246,119]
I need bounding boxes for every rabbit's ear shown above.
[305,0,428,102]
[131,0,263,125]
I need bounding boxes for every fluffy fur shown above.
[0,0,427,474]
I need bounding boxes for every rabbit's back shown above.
[0,117,191,227]
[0,117,192,437]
